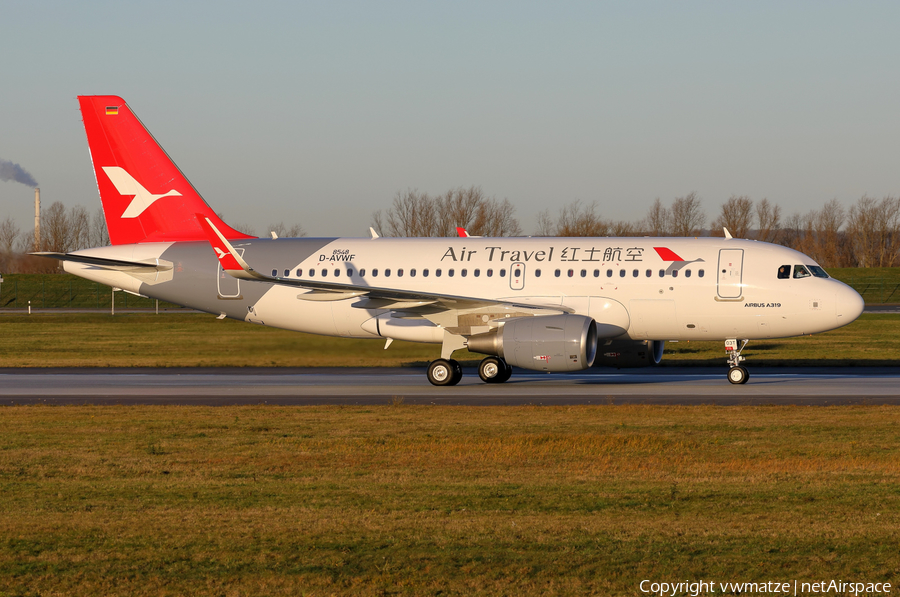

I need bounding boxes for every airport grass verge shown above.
[0,404,897,595]
[0,312,897,367]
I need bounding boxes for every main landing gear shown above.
[478,356,512,384]
[426,356,513,386]
[427,358,463,386]
[725,338,750,384]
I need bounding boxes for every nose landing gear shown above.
[725,339,749,384]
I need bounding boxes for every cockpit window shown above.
[793,264,811,279]
[808,265,829,279]
[777,265,791,279]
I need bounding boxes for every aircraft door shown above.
[717,249,744,299]
[217,248,243,299]
[509,262,525,290]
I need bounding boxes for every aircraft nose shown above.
[835,284,864,323]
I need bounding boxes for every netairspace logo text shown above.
[639,579,892,596]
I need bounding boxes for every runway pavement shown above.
[1,366,899,405]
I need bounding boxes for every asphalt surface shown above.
[2,366,898,405]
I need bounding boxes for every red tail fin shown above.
[78,96,253,245]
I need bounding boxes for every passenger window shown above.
[632,269,639,277]
[461,269,467,277]
[568,269,574,277]
[646,269,652,277]
[685,269,691,278]
[606,269,613,278]
[272,269,278,276]
[423,269,429,277]
[698,269,705,278]
[385,269,391,277]
[284,269,290,277]
[594,270,600,277]
[793,265,811,279]
[436,269,442,277]
[619,269,625,277]
[410,269,416,277]
[372,269,378,277]
[474,269,480,277]
[672,270,678,278]
[448,269,454,277]
[777,265,791,279]
[487,269,493,277]
[347,269,353,277]
[321,269,327,277]
[535,269,541,277]
[359,268,366,277]
[659,269,665,277]
[334,269,340,277]
[296,269,302,277]
[555,269,561,277]
[500,269,507,277]
[397,269,404,277]
[513,268,520,277]
[309,269,315,277]
[580,269,587,278]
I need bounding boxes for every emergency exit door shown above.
[717,249,744,299]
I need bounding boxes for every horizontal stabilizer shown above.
[32,252,173,271]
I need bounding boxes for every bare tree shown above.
[643,198,671,236]
[267,222,306,238]
[90,207,110,247]
[755,198,782,243]
[541,200,610,237]
[670,192,705,237]
[610,220,639,237]
[42,202,71,252]
[373,187,520,237]
[0,217,20,254]
[535,209,555,236]
[69,206,91,251]
[847,195,900,267]
[711,195,754,238]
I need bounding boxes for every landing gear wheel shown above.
[449,359,463,385]
[479,357,505,383]
[727,366,749,385]
[498,360,513,383]
[428,359,458,386]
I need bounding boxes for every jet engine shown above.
[466,314,598,372]
[593,339,665,368]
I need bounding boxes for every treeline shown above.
[372,188,900,268]
[2,190,899,273]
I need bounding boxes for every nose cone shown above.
[835,284,865,325]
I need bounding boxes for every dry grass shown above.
[1,405,898,595]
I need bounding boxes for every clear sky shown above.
[2,1,899,238]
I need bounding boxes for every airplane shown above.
[36,95,865,386]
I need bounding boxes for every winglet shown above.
[723,227,733,239]
[456,227,469,238]
[196,214,267,280]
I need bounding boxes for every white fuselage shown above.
[64,236,864,346]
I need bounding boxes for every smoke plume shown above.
[0,158,38,187]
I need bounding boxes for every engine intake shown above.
[466,314,598,372]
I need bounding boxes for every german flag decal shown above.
[105,106,119,115]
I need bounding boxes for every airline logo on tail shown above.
[101,166,182,218]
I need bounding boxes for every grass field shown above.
[0,405,897,595]
[0,312,897,368]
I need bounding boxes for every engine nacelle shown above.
[593,339,665,368]
[466,314,598,372]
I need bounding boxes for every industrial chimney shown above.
[33,187,40,251]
